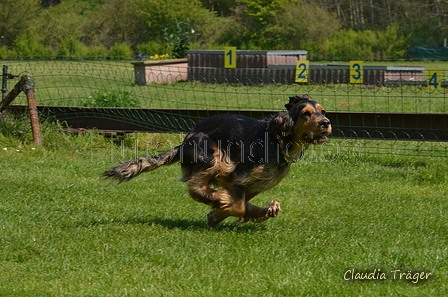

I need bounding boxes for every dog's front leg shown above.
[239,200,281,223]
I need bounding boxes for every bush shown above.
[84,45,109,59]
[108,43,133,60]
[56,38,87,59]
[321,26,409,60]
[12,38,53,59]
[0,46,8,59]
[163,18,199,58]
[135,41,168,58]
[82,91,139,108]
[374,25,410,60]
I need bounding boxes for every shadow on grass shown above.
[148,218,266,233]
[76,215,266,233]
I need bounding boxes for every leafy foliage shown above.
[82,91,139,108]
[323,25,411,60]
[263,2,341,50]
[163,19,200,58]
[108,43,133,60]
[0,0,40,48]
[135,41,168,59]
[12,36,53,58]
[0,0,445,60]
[56,38,87,58]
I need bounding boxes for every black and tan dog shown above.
[103,95,331,227]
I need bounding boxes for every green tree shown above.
[264,2,341,50]
[29,0,99,49]
[0,0,41,47]
[326,29,375,60]
[235,0,289,47]
[87,0,142,47]
[374,25,410,60]
[324,25,410,60]
[136,0,214,41]
[199,0,237,17]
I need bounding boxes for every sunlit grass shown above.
[0,129,447,296]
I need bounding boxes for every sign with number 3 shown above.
[350,61,363,84]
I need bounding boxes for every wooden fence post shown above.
[22,76,43,146]
[0,75,22,112]
[0,75,43,146]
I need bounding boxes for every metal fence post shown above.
[1,65,7,101]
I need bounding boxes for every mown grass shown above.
[3,59,448,113]
[0,126,447,296]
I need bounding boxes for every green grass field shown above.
[0,130,447,296]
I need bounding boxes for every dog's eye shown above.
[302,111,311,118]
[320,110,326,115]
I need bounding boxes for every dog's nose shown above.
[319,119,331,129]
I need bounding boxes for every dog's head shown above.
[272,94,332,145]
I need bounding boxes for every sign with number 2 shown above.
[295,60,309,83]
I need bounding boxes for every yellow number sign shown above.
[224,47,236,68]
[350,61,363,84]
[295,60,309,83]
[427,70,441,89]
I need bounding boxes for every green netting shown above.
[1,59,447,158]
[3,60,448,113]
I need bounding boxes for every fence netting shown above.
[1,59,447,158]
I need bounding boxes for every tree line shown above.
[0,0,446,60]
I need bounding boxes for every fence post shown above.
[1,65,7,101]
[0,75,22,112]
[22,76,43,146]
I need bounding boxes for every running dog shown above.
[103,95,332,227]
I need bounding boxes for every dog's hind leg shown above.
[206,189,246,228]
[187,178,246,227]
[239,200,281,224]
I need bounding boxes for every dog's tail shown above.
[103,146,180,183]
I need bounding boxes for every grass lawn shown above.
[0,131,447,296]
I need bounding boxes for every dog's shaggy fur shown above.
[103,95,332,227]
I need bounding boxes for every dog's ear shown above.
[269,111,294,137]
[285,94,313,111]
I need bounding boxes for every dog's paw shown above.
[266,200,281,217]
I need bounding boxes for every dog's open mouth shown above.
[304,132,329,144]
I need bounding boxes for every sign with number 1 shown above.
[224,47,236,68]
[350,61,363,84]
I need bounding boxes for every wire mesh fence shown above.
[1,59,447,158]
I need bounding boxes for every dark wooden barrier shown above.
[6,105,448,141]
